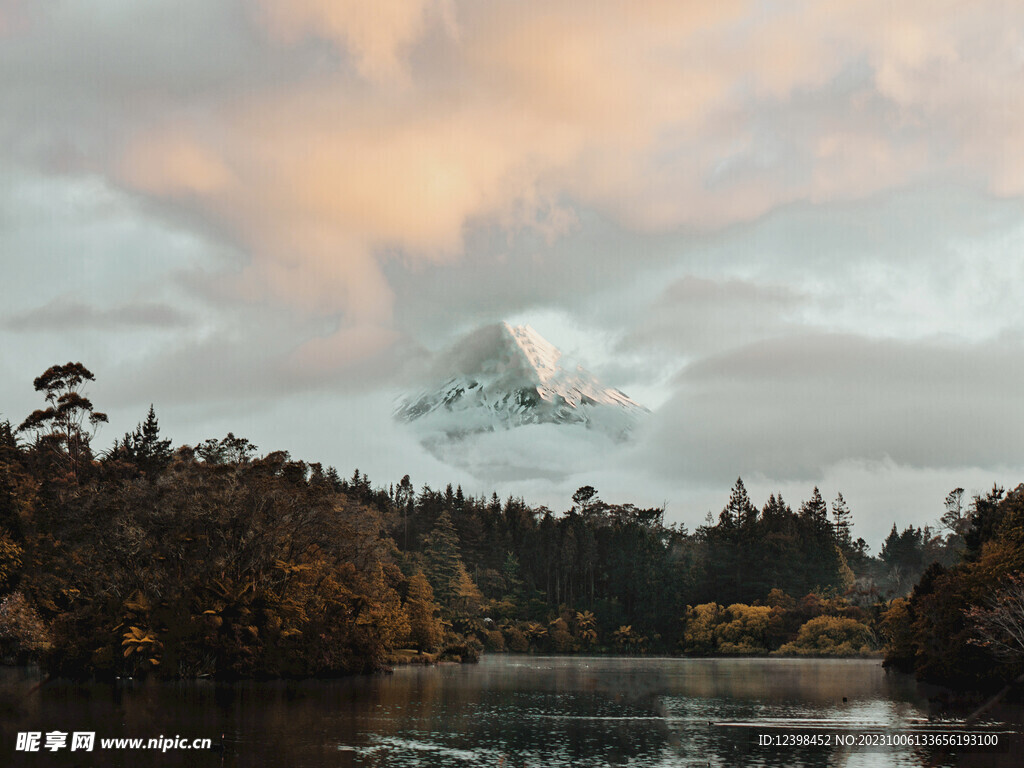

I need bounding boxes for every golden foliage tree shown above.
[405,570,443,652]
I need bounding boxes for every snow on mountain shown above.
[395,322,647,441]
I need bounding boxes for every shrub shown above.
[682,603,723,655]
[0,592,51,661]
[774,615,876,657]
[0,533,23,589]
[715,604,772,655]
[484,629,505,652]
[548,618,574,653]
[879,598,914,671]
[504,625,529,653]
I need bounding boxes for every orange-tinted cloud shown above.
[255,0,455,82]
[107,0,1024,338]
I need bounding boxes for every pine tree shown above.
[502,551,523,594]
[116,405,173,475]
[701,478,758,604]
[395,474,414,551]
[405,571,443,652]
[795,487,841,595]
[452,565,484,616]
[139,405,172,467]
[758,492,799,598]
[831,492,853,550]
[721,477,756,528]
[799,487,829,529]
[423,510,464,607]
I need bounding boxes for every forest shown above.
[0,363,1022,692]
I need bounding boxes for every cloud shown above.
[101,309,415,410]
[4,301,190,332]
[6,0,1024,343]
[639,334,1024,484]
[254,0,456,83]
[621,276,807,356]
[420,423,623,484]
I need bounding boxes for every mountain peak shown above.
[395,322,646,439]
[501,322,561,385]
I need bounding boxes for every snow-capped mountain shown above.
[395,322,647,440]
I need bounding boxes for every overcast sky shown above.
[3,0,1024,547]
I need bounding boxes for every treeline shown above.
[881,485,1024,689]
[0,365,423,677]
[0,363,1021,690]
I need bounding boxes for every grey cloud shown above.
[684,185,1024,289]
[655,277,801,308]
[620,275,806,357]
[104,314,414,408]
[386,212,692,342]
[638,333,1024,485]
[5,301,190,331]
[0,1,343,173]
[390,184,1024,372]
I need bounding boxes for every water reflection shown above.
[1,657,1020,767]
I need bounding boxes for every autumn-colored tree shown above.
[0,532,23,590]
[879,598,915,672]
[715,604,772,655]
[775,615,876,657]
[405,571,443,652]
[612,624,644,653]
[574,610,598,648]
[0,591,51,660]
[452,564,484,616]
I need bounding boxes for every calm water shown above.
[2,656,1021,767]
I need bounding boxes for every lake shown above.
[2,656,1020,767]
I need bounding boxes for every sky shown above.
[3,0,1024,548]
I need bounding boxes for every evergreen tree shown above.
[405,571,443,652]
[502,551,523,594]
[964,484,1006,559]
[831,492,853,550]
[796,487,841,595]
[720,477,756,528]
[880,524,927,594]
[138,405,172,471]
[799,487,829,529]
[699,479,757,604]
[423,510,464,607]
[114,405,173,475]
[758,493,799,598]
[395,474,414,550]
[452,565,484,616]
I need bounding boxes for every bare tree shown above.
[967,572,1024,662]
[965,572,1024,722]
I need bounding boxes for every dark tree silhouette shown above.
[18,362,107,482]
